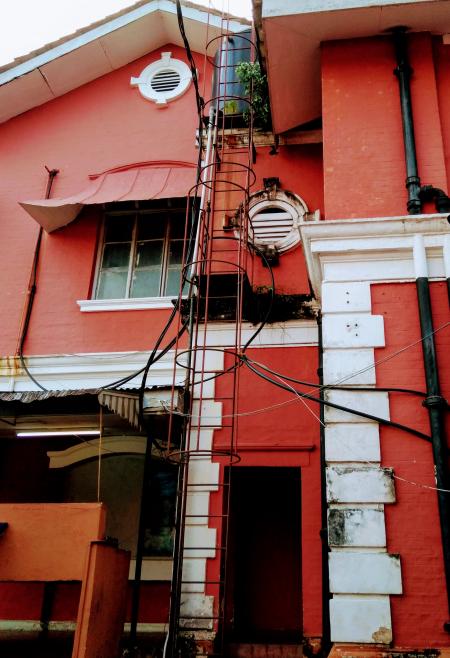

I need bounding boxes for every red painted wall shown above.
[251,145,324,295]
[322,34,447,220]
[435,39,450,194]
[207,346,322,639]
[372,282,450,646]
[0,44,206,356]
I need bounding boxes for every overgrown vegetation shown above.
[235,61,271,131]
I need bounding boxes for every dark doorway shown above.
[225,467,302,642]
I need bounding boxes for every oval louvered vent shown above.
[247,190,308,254]
[251,206,295,245]
[151,69,181,93]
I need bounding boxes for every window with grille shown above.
[95,199,190,300]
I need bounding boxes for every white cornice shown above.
[0,350,187,393]
[0,320,319,393]
[299,214,450,298]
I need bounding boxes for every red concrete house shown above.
[0,0,449,656]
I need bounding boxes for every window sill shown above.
[77,297,181,312]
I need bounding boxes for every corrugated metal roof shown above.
[20,161,198,232]
[0,389,100,403]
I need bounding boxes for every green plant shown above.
[235,61,271,131]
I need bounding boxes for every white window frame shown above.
[78,200,189,312]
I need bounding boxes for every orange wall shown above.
[372,282,450,646]
[322,34,447,219]
[0,503,105,581]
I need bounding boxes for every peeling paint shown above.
[372,626,392,643]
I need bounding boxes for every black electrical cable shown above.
[243,357,433,443]
[175,0,204,116]
[245,357,428,398]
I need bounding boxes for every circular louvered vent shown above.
[151,69,181,93]
[130,52,192,106]
[248,189,308,253]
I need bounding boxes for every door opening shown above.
[225,467,302,643]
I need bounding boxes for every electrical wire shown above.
[161,320,450,422]
[243,357,433,442]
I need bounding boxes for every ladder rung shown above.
[186,482,230,487]
[183,546,228,551]
[185,514,229,518]
[181,580,225,585]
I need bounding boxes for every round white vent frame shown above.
[130,52,192,107]
[247,189,308,254]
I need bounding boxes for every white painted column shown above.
[322,281,402,644]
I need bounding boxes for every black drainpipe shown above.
[17,166,59,391]
[318,313,331,654]
[393,28,422,215]
[393,27,450,631]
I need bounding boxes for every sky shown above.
[0,0,252,66]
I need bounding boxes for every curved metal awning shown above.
[19,161,198,233]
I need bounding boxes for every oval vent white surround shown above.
[130,52,192,107]
[248,189,308,253]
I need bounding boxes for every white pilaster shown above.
[321,280,401,644]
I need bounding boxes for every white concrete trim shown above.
[326,466,395,504]
[330,595,392,644]
[413,234,428,278]
[262,0,433,18]
[299,214,450,298]
[0,349,189,392]
[443,234,450,279]
[329,552,402,594]
[328,507,386,547]
[77,296,179,311]
[197,320,318,348]
[47,435,146,468]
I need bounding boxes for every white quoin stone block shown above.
[322,314,385,349]
[183,525,216,559]
[323,348,376,386]
[185,491,210,525]
[190,400,222,428]
[325,423,381,462]
[181,558,207,593]
[322,282,371,314]
[179,593,214,630]
[187,459,220,492]
[329,552,402,594]
[330,595,392,644]
[328,507,386,547]
[324,390,389,424]
[327,466,395,503]
[192,378,216,400]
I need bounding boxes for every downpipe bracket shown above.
[422,395,448,410]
